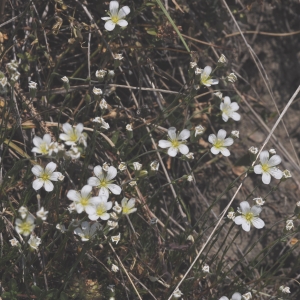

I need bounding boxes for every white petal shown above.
[67,190,81,202]
[62,123,73,134]
[75,123,83,136]
[32,165,43,177]
[75,204,84,214]
[107,184,122,195]
[45,162,57,174]
[59,133,71,141]
[32,178,44,190]
[251,205,262,216]
[219,297,229,300]
[168,127,177,140]
[234,216,244,225]
[223,96,231,105]
[230,102,239,111]
[252,217,265,229]
[220,148,230,156]
[85,205,96,215]
[260,151,269,164]
[268,155,281,167]
[240,201,250,214]
[210,146,220,155]
[202,66,212,77]
[231,292,242,300]
[269,167,283,180]
[101,17,111,20]
[217,129,226,140]
[168,147,178,157]
[118,6,130,18]
[31,147,42,154]
[106,166,117,181]
[158,140,172,148]
[208,134,216,144]
[81,185,92,197]
[49,172,60,181]
[104,20,116,31]
[74,228,83,236]
[178,144,189,155]
[209,78,219,85]
[178,129,190,140]
[99,187,109,198]
[105,201,113,211]
[223,137,233,146]
[254,165,263,174]
[262,172,271,184]
[222,113,229,122]
[116,19,128,27]
[44,180,54,192]
[126,198,136,209]
[33,136,43,147]
[43,134,52,144]
[109,1,119,15]
[231,112,241,121]
[87,177,100,187]
[94,165,103,178]
[241,221,251,232]
[88,214,99,221]
[99,213,110,220]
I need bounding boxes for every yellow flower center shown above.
[40,143,48,154]
[244,212,253,222]
[123,206,130,214]
[41,173,50,181]
[19,222,32,234]
[96,204,106,216]
[111,16,119,23]
[80,197,89,206]
[261,164,269,172]
[99,179,108,188]
[170,139,180,148]
[214,139,224,149]
[69,131,78,142]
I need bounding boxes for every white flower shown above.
[133,162,142,171]
[86,196,113,221]
[253,197,265,206]
[114,53,123,60]
[93,87,102,95]
[9,238,19,247]
[185,152,194,160]
[110,212,118,220]
[11,71,20,82]
[107,220,118,230]
[195,125,204,137]
[67,202,76,213]
[187,175,193,182]
[195,67,203,75]
[56,224,66,233]
[282,169,292,179]
[242,292,252,300]
[220,96,240,122]
[186,235,194,243]
[111,233,121,244]
[234,201,265,232]
[36,207,48,221]
[208,129,233,157]
[150,161,159,171]
[248,146,258,155]
[92,117,110,129]
[111,264,119,272]
[202,264,209,273]
[227,211,235,219]
[190,62,197,69]
[48,142,65,155]
[218,54,227,64]
[286,220,294,231]
[100,99,108,109]
[126,124,132,131]
[219,292,242,300]
[102,1,130,31]
[121,197,137,215]
[172,288,183,298]
[129,180,137,187]
[28,235,41,250]
[59,123,84,146]
[200,66,219,86]
[15,215,35,236]
[297,201,300,207]
[61,76,69,83]
[32,162,62,192]
[88,165,121,198]
[113,201,122,214]
[214,91,223,99]
[74,221,102,242]
[95,69,107,78]
[102,162,110,172]
[31,134,52,155]
[279,286,291,294]
[118,162,127,171]
[29,81,37,89]
[158,127,190,157]
[0,77,7,87]
[67,185,99,214]
[227,73,237,83]
[254,151,283,184]
[231,130,239,139]
[65,146,81,160]
[269,148,276,154]
[18,206,28,219]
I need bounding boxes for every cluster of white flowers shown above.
[220,292,251,300]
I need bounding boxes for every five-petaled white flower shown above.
[220,96,240,122]
[102,1,130,31]
[121,197,137,215]
[208,129,233,157]
[36,207,48,221]
[28,235,41,250]
[219,292,242,300]
[86,195,113,221]
[254,151,283,184]
[31,134,52,155]
[67,185,99,214]
[32,162,62,192]
[200,66,219,86]
[15,215,35,236]
[234,201,265,232]
[74,221,102,242]
[88,165,121,198]
[59,123,84,146]
[158,127,190,157]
